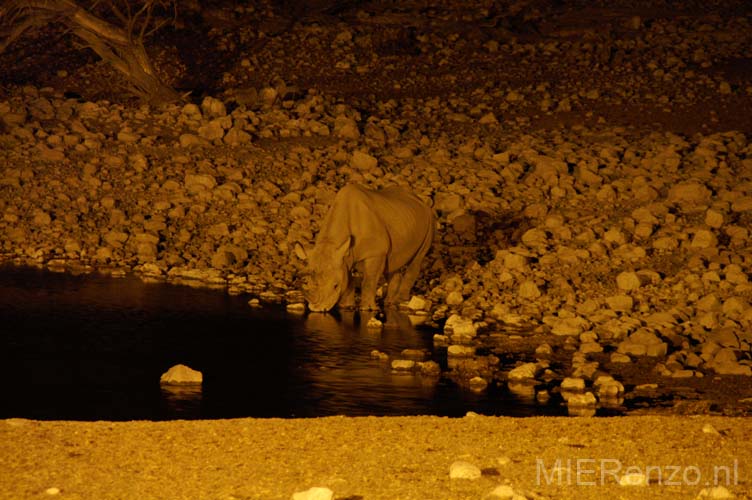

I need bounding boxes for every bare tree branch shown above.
[0,0,180,104]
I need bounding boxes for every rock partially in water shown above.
[160,364,203,385]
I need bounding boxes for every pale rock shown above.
[606,294,633,311]
[291,487,334,500]
[508,362,539,381]
[611,352,632,363]
[448,345,476,357]
[407,296,431,311]
[691,229,717,248]
[366,317,383,329]
[201,96,226,117]
[351,150,378,171]
[434,192,463,213]
[333,116,360,139]
[160,364,203,385]
[696,486,734,499]
[668,181,711,208]
[185,173,217,192]
[449,460,482,480]
[619,472,648,486]
[561,377,585,392]
[616,271,641,291]
[521,228,548,249]
[444,314,477,338]
[518,280,541,299]
[566,392,597,407]
[705,209,724,228]
[391,359,416,371]
[469,376,489,392]
[446,290,464,306]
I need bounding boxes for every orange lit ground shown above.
[2,415,751,499]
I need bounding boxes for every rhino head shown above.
[303,237,351,312]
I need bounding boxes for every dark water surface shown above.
[0,265,562,420]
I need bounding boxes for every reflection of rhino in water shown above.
[304,184,434,312]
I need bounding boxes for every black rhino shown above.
[304,184,434,312]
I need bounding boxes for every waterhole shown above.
[0,265,566,420]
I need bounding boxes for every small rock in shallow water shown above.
[619,472,648,486]
[160,364,203,385]
[696,486,733,499]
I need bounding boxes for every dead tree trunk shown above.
[0,0,180,105]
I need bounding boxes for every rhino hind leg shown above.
[385,272,403,305]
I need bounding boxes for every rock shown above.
[201,96,226,118]
[160,364,203,385]
[617,329,668,357]
[391,359,416,371]
[444,314,477,339]
[561,377,585,392]
[518,280,541,299]
[566,392,597,407]
[351,150,378,171]
[185,173,217,192]
[366,316,383,329]
[708,348,752,375]
[333,115,359,139]
[449,460,481,480]
[291,487,334,500]
[619,472,648,486]
[668,181,711,208]
[508,362,539,381]
[469,376,489,392]
[406,295,431,311]
[616,271,641,291]
[447,345,476,357]
[485,484,527,500]
[696,486,734,499]
[606,294,633,311]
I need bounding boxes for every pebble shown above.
[697,486,734,499]
[449,460,482,480]
[619,472,648,486]
[291,487,334,500]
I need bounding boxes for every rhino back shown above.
[345,184,433,272]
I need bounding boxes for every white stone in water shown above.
[291,486,334,500]
[469,376,488,392]
[449,460,482,480]
[160,364,203,385]
[447,345,475,357]
[286,302,306,313]
[391,359,416,371]
[45,487,60,496]
[566,392,597,407]
[366,317,383,329]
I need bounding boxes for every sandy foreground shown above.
[1,415,750,500]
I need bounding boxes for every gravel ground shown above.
[2,415,751,500]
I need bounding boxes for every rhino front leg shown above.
[359,256,385,310]
[338,277,357,309]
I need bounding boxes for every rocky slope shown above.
[1,0,752,413]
